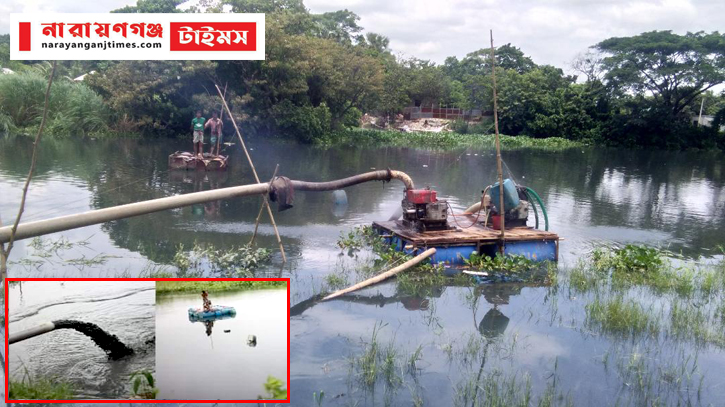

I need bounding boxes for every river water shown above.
[155,288,288,400]
[6,281,155,399]
[1,136,724,405]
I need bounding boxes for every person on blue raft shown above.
[188,291,236,320]
[201,290,212,312]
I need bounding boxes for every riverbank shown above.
[5,126,587,151]
[156,280,287,295]
[317,128,587,150]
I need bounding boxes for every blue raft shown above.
[188,305,236,320]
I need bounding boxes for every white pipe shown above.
[0,171,414,244]
[9,322,56,344]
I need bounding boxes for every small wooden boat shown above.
[188,305,236,320]
[168,151,228,171]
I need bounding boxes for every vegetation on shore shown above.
[0,70,108,138]
[156,280,287,294]
[1,1,723,149]
[318,128,585,150]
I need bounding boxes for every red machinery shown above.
[401,188,449,231]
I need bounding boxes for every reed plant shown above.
[0,71,108,137]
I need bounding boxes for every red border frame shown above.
[4,278,291,403]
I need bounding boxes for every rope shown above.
[447,192,485,229]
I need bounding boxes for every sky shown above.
[2,0,723,74]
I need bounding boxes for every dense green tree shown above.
[85,61,216,135]
[596,31,725,118]
[405,59,450,106]
[310,10,363,44]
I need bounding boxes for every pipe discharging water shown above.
[9,320,134,360]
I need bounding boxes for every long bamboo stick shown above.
[216,82,227,154]
[250,164,279,245]
[215,84,287,263]
[490,30,505,254]
[322,248,436,301]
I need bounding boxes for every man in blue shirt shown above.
[191,110,206,158]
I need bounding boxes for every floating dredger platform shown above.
[374,179,559,265]
[0,168,559,270]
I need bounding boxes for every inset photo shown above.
[155,279,289,401]
[6,280,156,400]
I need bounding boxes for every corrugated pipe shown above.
[0,170,414,244]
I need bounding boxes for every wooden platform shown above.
[373,219,559,246]
[168,151,228,171]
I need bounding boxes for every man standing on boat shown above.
[191,110,206,158]
[201,290,212,312]
[205,111,223,156]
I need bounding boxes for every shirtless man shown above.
[201,290,212,312]
[205,111,224,156]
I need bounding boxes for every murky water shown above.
[6,281,155,399]
[155,288,288,400]
[1,136,724,405]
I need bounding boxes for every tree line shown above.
[1,0,724,150]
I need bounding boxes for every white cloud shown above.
[306,0,725,73]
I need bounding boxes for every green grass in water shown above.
[585,295,660,337]
[9,377,73,400]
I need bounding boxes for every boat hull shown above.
[373,220,559,266]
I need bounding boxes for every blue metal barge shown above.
[372,217,559,266]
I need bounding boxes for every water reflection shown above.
[188,313,236,338]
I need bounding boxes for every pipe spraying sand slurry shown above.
[52,320,134,360]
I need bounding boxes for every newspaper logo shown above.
[10,13,265,60]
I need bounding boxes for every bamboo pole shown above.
[216,82,227,154]
[215,84,287,263]
[490,30,505,254]
[250,164,279,245]
[322,248,436,301]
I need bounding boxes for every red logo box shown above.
[170,22,257,51]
